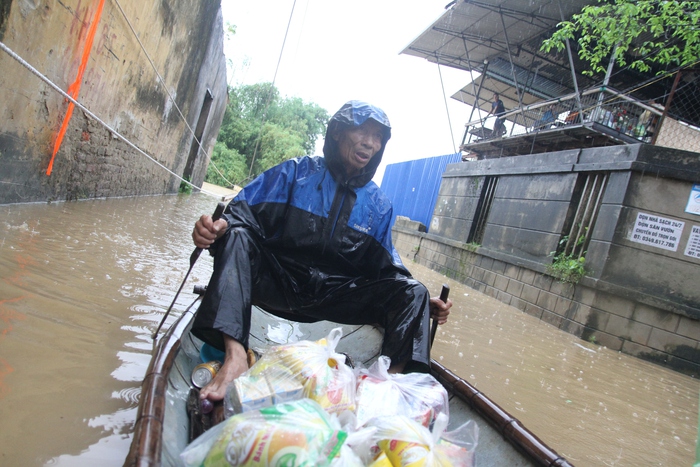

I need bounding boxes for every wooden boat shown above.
[124,295,573,467]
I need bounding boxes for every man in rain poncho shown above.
[191,101,451,402]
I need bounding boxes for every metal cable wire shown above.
[246,0,298,180]
[0,40,221,198]
[436,55,457,154]
[111,0,235,188]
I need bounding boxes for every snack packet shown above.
[247,327,356,414]
[368,413,479,467]
[224,366,304,417]
[180,399,347,467]
[355,356,448,429]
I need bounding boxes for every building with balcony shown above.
[401,0,699,160]
[387,0,700,375]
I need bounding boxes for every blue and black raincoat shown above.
[192,101,432,370]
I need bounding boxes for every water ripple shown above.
[113,387,142,405]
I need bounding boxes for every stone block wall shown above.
[0,0,228,204]
[393,224,700,376]
[392,143,700,377]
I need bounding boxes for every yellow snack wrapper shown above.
[246,328,356,414]
[181,399,347,467]
[368,452,394,467]
[378,439,431,467]
[368,414,478,467]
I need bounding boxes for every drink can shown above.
[191,361,222,388]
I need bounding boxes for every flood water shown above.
[0,193,697,466]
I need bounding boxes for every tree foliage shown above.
[206,83,329,187]
[541,0,700,75]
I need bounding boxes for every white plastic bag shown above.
[330,411,378,467]
[246,327,357,414]
[355,356,448,429]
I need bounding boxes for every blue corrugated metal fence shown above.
[380,153,461,232]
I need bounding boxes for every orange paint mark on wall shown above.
[47,0,106,175]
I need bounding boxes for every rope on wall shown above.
[110,0,234,188]
[0,40,220,198]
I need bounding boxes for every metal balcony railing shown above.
[461,87,665,148]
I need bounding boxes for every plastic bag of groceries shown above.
[180,398,347,466]
[329,411,378,467]
[242,327,356,414]
[367,413,479,467]
[354,356,448,429]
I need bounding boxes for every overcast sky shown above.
[220,0,477,183]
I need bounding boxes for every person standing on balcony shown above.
[486,93,506,137]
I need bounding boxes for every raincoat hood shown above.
[323,100,392,187]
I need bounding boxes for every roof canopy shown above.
[449,57,578,120]
[402,0,597,114]
[402,0,699,133]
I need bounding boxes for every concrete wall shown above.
[394,144,700,376]
[0,0,228,204]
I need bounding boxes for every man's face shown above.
[334,119,384,176]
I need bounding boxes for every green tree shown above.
[206,83,329,187]
[271,96,329,155]
[205,142,247,188]
[541,0,700,75]
[255,122,306,172]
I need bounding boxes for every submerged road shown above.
[0,193,696,466]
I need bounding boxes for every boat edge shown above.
[123,307,196,467]
[123,309,574,467]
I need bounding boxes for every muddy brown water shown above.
[0,194,697,466]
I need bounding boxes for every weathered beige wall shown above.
[393,225,700,377]
[0,0,228,203]
[391,144,700,377]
